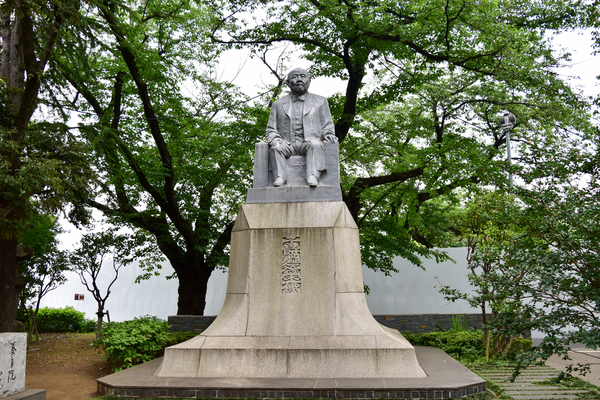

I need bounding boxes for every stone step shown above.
[477,373,558,378]
[479,371,558,374]
[505,390,588,395]
[487,378,557,383]
[499,383,540,388]
[509,395,580,399]
[482,375,558,379]
[473,365,554,371]
[478,371,558,375]
[473,365,596,400]
[486,378,558,383]
[479,370,557,373]
[479,373,558,380]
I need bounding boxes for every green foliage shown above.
[164,331,200,348]
[0,1,94,238]
[70,229,164,338]
[404,331,484,363]
[460,391,500,400]
[505,177,600,367]
[33,306,90,332]
[547,374,600,399]
[437,190,536,359]
[209,0,598,278]
[82,318,97,333]
[403,331,532,364]
[17,214,71,339]
[450,314,467,332]
[46,0,263,314]
[93,316,169,372]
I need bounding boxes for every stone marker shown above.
[0,333,26,398]
[156,67,425,379]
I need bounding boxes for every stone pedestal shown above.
[156,202,426,379]
[0,333,26,398]
[246,142,342,203]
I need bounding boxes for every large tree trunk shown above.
[0,236,19,332]
[174,253,213,315]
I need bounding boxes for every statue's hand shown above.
[272,140,292,157]
[323,133,338,143]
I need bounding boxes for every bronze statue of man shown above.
[266,68,338,187]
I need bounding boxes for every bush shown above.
[403,330,533,363]
[164,331,199,347]
[34,306,89,332]
[506,336,533,358]
[94,316,169,372]
[404,331,484,363]
[82,318,97,333]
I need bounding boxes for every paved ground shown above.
[532,338,600,387]
[545,349,600,388]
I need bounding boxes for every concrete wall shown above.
[167,313,492,335]
[38,247,476,322]
[363,247,475,314]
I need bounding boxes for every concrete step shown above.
[499,383,540,388]
[474,365,595,399]
[505,390,589,395]
[509,395,580,399]
[480,371,559,375]
[481,375,549,383]
[475,367,555,370]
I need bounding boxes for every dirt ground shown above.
[25,333,109,400]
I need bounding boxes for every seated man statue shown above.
[266,68,338,187]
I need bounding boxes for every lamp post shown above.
[498,111,516,187]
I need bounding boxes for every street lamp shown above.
[498,111,516,187]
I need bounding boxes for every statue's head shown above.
[287,68,311,95]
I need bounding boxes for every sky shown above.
[548,29,599,98]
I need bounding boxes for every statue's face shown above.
[287,69,311,95]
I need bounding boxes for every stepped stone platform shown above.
[97,346,485,399]
[97,201,485,398]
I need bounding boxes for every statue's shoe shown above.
[307,175,318,187]
[273,176,286,187]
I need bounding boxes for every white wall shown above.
[38,262,228,322]
[38,247,475,322]
[363,247,477,314]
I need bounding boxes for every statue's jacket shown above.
[266,93,335,172]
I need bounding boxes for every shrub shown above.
[505,336,533,358]
[404,331,484,363]
[164,331,199,347]
[82,318,97,333]
[34,306,89,332]
[94,316,169,372]
[403,330,533,363]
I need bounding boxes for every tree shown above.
[40,0,598,316]
[510,178,600,370]
[436,190,535,360]
[17,214,70,341]
[437,117,599,369]
[209,0,598,276]
[45,0,263,315]
[69,229,160,338]
[0,0,93,332]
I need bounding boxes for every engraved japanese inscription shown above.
[281,236,301,293]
